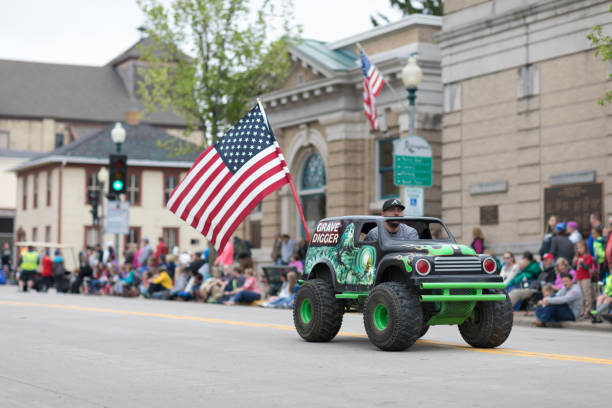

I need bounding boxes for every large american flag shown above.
[360,50,385,130]
[166,105,290,252]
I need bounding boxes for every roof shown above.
[0,43,185,126]
[13,122,202,172]
[292,39,358,72]
[107,37,156,66]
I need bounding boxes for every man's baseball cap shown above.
[383,199,405,211]
[542,253,555,261]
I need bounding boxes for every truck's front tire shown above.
[458,294,513,348]
[294,279,343,342]
[364,282,422,351]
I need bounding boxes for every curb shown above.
[512,313,612,333]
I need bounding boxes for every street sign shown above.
[404,187,424,217]
[106,200,130,235]
[393,136,432,187]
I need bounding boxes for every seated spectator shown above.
[225,268,261,305]
[261,272,299,309]
[168,267,188,299]
[535,272,583,327]
[572,241,594,318]
[500,252,520,285]
[198,267,224,302]
[164,254,177,281]
[175,271,203,301]
[509,253,556,309]
[288,255,303,274]
[146,267,173,298]
[507,251,541,291]
[553,257,576,290]
[218,266,246,303]
[590,273,612,323]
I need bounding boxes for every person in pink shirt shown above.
[225,267,261,304]
[214,241,234,275]
[288,255,303,273]
[553,257,576,290]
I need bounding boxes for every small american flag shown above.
[360,50,385,130]
[166,104,290,252]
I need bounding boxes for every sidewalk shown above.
[513,311,612,332]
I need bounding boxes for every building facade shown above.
[12,123,204,270]
[243,15,444,249]
[438,0,612,253]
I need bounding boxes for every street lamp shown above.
[111,122,126,153]
[97,166,108,186]
[401,57,423,136]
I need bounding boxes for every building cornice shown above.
[11,155,193,173]
[328,14,442,50]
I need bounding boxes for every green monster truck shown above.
[293,216,513,351]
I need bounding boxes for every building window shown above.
[444,83,462,113]
[84,226,101,248]
[164,172,179,205]
[299,153,326,238]
[46,170,52,207]
[45,226,51,243]
[86,171,102,204]
[0,131,9,149]
[127,173,140,205]
[33,173,39,209]
[163,227,179,250]
[22,176,27,210]
[517,64,539,98]
[32,227,38,242]
[125,226,141,251]
[55,133,65,149]
[379,137,399,199]
[297,72,305,85]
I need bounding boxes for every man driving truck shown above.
[365,199,419,241]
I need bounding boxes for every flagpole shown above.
[257,99,311,243]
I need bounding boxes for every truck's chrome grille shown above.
[434,256,482,274]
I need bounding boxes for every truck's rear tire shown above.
[458,294,513,348]
[363,282,422,351]
[294,279,343,342]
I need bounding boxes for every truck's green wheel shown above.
[294,279,343,342]
[458,292,513,348]
[364,282,422,351]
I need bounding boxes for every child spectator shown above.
[261,272,299,308]
[289,255,303,273]
[590,273,612,323]
[572,241,594,318]
[225,268,261,304]
[146,267,173,298]
[591,226,606,280]
[175,271,202,301]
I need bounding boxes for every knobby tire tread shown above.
[458,292,513,348]
[294,279,343,342]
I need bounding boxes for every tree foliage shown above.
[136,0,299,150]
[371,0,443,26]
[587,4,612,106]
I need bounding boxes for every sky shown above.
[0,0,403,66]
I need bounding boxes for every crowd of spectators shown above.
[485,213,612,327]
[4,234,308,311]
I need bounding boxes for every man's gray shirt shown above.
[365,224,419,242]
[547,284,583,319]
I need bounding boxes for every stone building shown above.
[246,15,444,248]
[11,123,203,270]
[438,0,612,253]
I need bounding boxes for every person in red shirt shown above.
[40,249,54,292]
[154,237,168,263]
[573,241,594,318]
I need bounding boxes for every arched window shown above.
[299,154,326,238]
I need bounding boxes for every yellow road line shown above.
[2,300,611,366]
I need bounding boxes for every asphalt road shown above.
[0,286,609,408]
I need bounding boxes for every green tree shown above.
[137,0,299,150]
[587,4,612,106]
[371,0,443,26]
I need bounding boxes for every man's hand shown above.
[542,297,549,306]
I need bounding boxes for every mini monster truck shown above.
[293,216,513,351]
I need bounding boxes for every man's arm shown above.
[405,226,419,240]
[365,228,378,242]
[547,286,580,305]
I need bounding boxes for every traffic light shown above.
[109,154,127,195]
